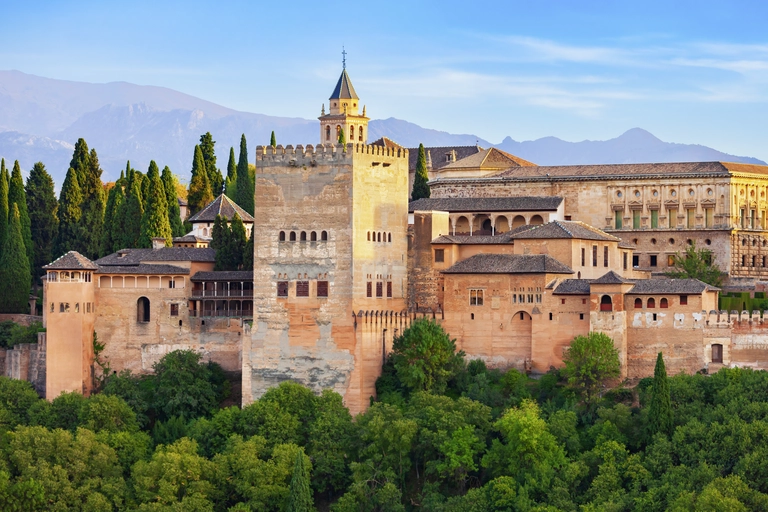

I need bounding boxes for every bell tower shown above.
[319,50,369,145]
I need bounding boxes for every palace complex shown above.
[33,65,768,414]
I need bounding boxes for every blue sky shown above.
[3,0,768,160]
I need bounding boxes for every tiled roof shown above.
[618,239,637,249]
[407,146,482,171]
[188,194,254,223]
[96,264,190,275]
[173,234,209,243]
[43,251,98,270]
[510,220,619,242]
[370,137,403,149]
[442,254,573,274]
[628,278,719,294]
[592,271,633,284]
[191,271,254,282]
[409,196,563,213]
[441,147,536,170]
[553,279,592,295]
[329,69,358,100]
[431,225,535,245]
[95,247,216,266]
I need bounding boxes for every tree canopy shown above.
[666,241,724,287]
[562,331,621,407]
[0,205,31,313]
[25,162,58,276]
[411,143,430,201]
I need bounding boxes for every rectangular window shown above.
[741,209,746,228]
[580,313,584,320]
[86,303,91,313]
[170,304,179,316]
[615,210,623,229]
[751,209,756,229]
[581,248,585,266]
[527,294,534,303]
[75,303,80,313]
[668,211,675,228]
[277,281,288,297]
[376,282,383,298]
[592,246,597,266]
[651,210,658,228]
[367,282,372,298]
[296,281,309,297]
[470,289,484,306]
[687,208,695,228]
[535,294,542,303]
[317,281,329,297]
[387,282,392,298]
[705,208,714,228]
[434,249,444,263]
[633,210,640,229]
[50,302,54,313]
[650,255,657,267]
[668,255,676,266]
[169,280,176,289]
[712,344,723,363]
[633,255,639,267]
[623,252,627,270]
[680,295,688,305]
[604,246,609,267]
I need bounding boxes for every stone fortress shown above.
[33,63,768,414]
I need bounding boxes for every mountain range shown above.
[0,70,763,188]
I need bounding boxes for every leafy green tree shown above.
[24,162,58,275]
[235,134,254,215]
[8,161,33,267]
[0,205,30,313]
[338,127,346,146]
[0,377,42,428]
[390,318,465,393]
[79,394,140,433]
[118,175,144,249]
[228,213,247,270]
[100,179,124,256]
[188,145,213,217]
[149,350,220,421]
[225,146,237,200]
[0,469,46,511]
[102,369,150,428]
[78,148,105,259]
[270,131,276,147]
[243,231,253,270]
[138,161,172,248]
[287,450,314,512]
[307,390,353,496]
[69,138,90,187]
[200,132,223,196]
[0,159,8,255]
[648,352,673,438]
[411,143,431,200]
[162,166,185,238]
[562,331,621,406]
[55,167,83,256]
[666,241,724,287]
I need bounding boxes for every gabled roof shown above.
[173,234,209,243]
[329,69,359,100]
[553,279,592,295]
[95,247,216,266]
[592,271,633,285]
[407,146,482,171]
[43,251,98,270]
[409,196,563,213]
[370,137,403,149]
[442,254,573,274]
[441,147,535,170]
[187,194,254,223]
[627,278,719,294]
[510,220,619,242]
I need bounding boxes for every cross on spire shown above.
[342,47,347,69]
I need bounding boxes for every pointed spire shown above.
[321,103,326,116]
[362,105,366,117]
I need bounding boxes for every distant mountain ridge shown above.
[0,70,763,188]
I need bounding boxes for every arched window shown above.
[321,231,328,241]
[325,126,331,141]
[311,231,317,241]
[336,125,341,139]
[279,231,286,242]
[289,232,296,242]
[359,129,363,142]
[300,231,307,241]
[600,295,613,312]
[350,126,355,140]
[388,233,392,243]
[660,298,669,308]
[367,232,371,241]
[137,297,150,323]
[647,298,656,309]
[634,298,642,308]
[378,232,382,242]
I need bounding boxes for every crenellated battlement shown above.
[255,143,408,164]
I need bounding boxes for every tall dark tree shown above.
[648,352,673,437]
[25,162,59,275]
[225,147,237,200]
[338,127,346,146]
[199,132,223,196]
[100,181,124,257]
[162,166,184,238]
[78,148,106,259]
[188,145,213,218]
[229,213,247,270]
[234,134,253,215]
[0,204,31,313]
[287,450,314,512]
[9,161,33,266]
[0,159,8,254]
[212,215,232,271]
[270,131,276,148]
[138,161,172,248]
[411,143,430,200]
[55,168,83,256]
[243,231,253,270]
[69,138,90,188]
[118,177,144,249]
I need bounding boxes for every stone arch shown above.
[311,231,317,241]
[530,214,544,225]
[321,231,328,241]
[454,216,470,234]
[647,297,656,309]
[634,297,642,308]
[290,231,296,242]
[325,125,331,141]
[300,231,307,241]
[473,214,491,233]
[512,215,526,228]
[137,297,150,323]
[504,311,533,362]
[600,295,613,312]
[350,125,355,140]
[494,215,510,233]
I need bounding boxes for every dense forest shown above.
[0,320,766,510]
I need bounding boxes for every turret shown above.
[319,60,369,145]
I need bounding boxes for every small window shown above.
[387,282,392,298]
[668,255,676,266]
[581,248,585,266]
[75,303,80,313]
[376,282,383,298]
[650,255,657,267]
[604,247,609,267]
[367,232,371,241]
[549,312,553,320]
[367,282,372,298]
[296,281,309,297]
[59,303,65,312]
[378,233,382,242]
[169,279,176,289]
[519,312,525,320]
[87,303,91,313]
[647,298,656,309]
[64,303,70,313]
[50,303,54,313]
[434,249,444,263]
[600,295,612,312]
[311,231,317,241]
[321,231,328,241]
[712,343,723,363]
[561,298,565,305]
[634,298,642,308]
[279,231,286,241]
[592,246,598,266]
[137,297,150,322]
[580,313,584,320]
[680,295,688,305]
[470,289,484,306]
[317,281,329,297]
[300,231,307,242]
[660,298,668,308]
[170,304,179,316]
[652,313,658,321]
[277,281,288,297]
[290,232,297,242]
[623,252,627,270]
[388,233,392,243]
[633,255,639,267]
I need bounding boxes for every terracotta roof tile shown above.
[407,146,482,171]
[43,251,98,270]
[188,194,254,223]
[95,247,216,266]
[592,271,633,284]
[627,278,719,294]
[442,254,573,274]
[370,137,403,149]
[510,220,619,242]
[553,279,592,294]
[441,147,536,170]
[410,196,563,213]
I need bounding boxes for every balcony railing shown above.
[191,289,254,298]
[188,309,253,318]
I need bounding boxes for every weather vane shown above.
[342,47,347,69]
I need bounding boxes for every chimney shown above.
[151,237,166,250]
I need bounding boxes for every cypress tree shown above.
[78,148,106,259]
[162,166,184,237]
[0,204,31,313]
[55,168,83,257]
[188,145,213,217]
[118,178,144,249]
[338,127,346,146]
[225,147,237,200]
[243,231,253,270]
[286,451,313,512]
[199,132,223,196]
[648,352,673,437]
[25,162,59,276]
[138,161,172,248]
[9,161,33,266]
[211,214,224,252]
[411,143,431,200]
[100,182,123,257]
[270,131,276,147]
[69,138,90,188]
[235,134,253,215]
[229,213,247,270]
[0,159,8,254]
[212,215,232,271]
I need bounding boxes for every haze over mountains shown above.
[0,70,763,188]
